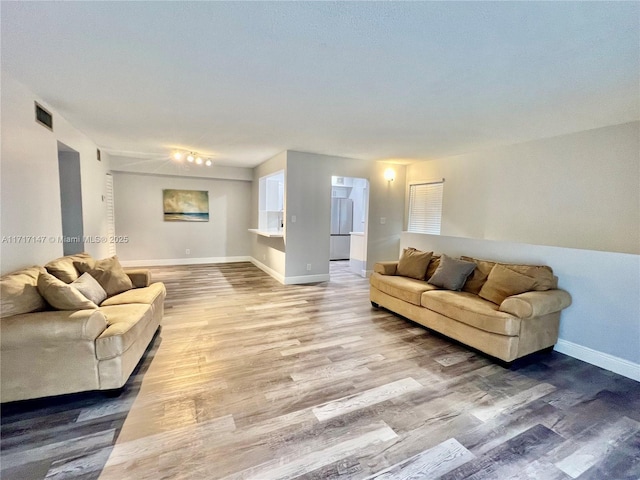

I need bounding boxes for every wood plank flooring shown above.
[1,261,639,479]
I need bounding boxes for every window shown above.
[407,180,444,234]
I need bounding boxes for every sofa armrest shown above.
[1,309,107,348]
[125,269,151,288]
[499,289,572,319]
[374,262,398,276]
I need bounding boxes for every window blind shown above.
[105,173,117,256]
[408,181,443,234]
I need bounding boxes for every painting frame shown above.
[163,189,209,222]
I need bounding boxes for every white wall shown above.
[250,152,287,280]
[1,75,112,274]
[401,233,640,381]
[406,122,640,255]
[284,151,406,282]
[112,172,252,265]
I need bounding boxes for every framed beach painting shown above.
[163,189,209,222]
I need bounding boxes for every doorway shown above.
[329,176,369,278]
[57,142,84,255]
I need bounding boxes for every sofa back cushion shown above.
[502,264,557,291]
[397,248,433,280]
[0,266,48,318]
[461,257,496,295]
[45,253,95,284]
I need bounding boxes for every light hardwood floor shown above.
[2,261,639,479]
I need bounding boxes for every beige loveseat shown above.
[370,250,572,363]
[1,253,165,403]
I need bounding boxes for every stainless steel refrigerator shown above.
[330,198,353,260]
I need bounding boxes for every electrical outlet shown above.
[262,254,266,261]
[185,249,190,255]
[380,217,386,224]
[306,264,312,271]
[291,215,297,223]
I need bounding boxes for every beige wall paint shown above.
[406,122,640,254]
[1,75,112,274]
[112,172,251,264]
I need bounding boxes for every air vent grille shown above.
[35,102,53,130]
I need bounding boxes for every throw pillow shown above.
[72,272,108,306]
[479,264,537,305]
[461,256,496,295]
[74,256,133,297]
[37,272,98,310]
[397,248,433,280]
[45,252,95,284]
[427,254,476,291]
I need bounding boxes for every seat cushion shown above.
[0,266,48,318]
[101,283,166,307]
[421,290,521,336]
[96,304,154,360]
[370,272,439,306]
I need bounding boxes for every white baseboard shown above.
[555,339,640,382]
[250,258,285,284]
[120,256,251,267]
[284,273,330,285]
[250,258,330,285]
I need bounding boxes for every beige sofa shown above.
[370,251,572,363]
[0,253,165,403]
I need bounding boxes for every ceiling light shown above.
[171,150,213,167]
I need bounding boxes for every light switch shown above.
[291,215,297,223]
[380,217,386,224]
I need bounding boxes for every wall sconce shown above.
[172,150,213,167]
[384,168,396,182]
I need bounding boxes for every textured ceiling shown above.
[2,2,638,168]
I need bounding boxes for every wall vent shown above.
[97,149,101,161]
[35,102,53,131]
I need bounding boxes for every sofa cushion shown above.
[479,264,538,305]
[37,272,98,311]
[421,290,521,336]
[501,263,557,291]
[96,304,154,360]
[427,254,476,291]
[101,282,166,307]
[45,253,95,284]
[370,272,439,306]
[75,256,133,297]
[425,255,441,280]
[461,257,496,295]
[72,273,108,306]
[397,248,432,280]
[0,266,48,318]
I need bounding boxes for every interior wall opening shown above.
[57,141,85,255]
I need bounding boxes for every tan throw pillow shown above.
[0,266,48,318]
[425,255,441,280]
[37,272,98,310]
[479,264,537,305]
[74,256,133,297]
[462,256,496,295]
[397,248,433,280]
[427,254,476,291]
[72,272,108,306]
[45,252,95,284]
